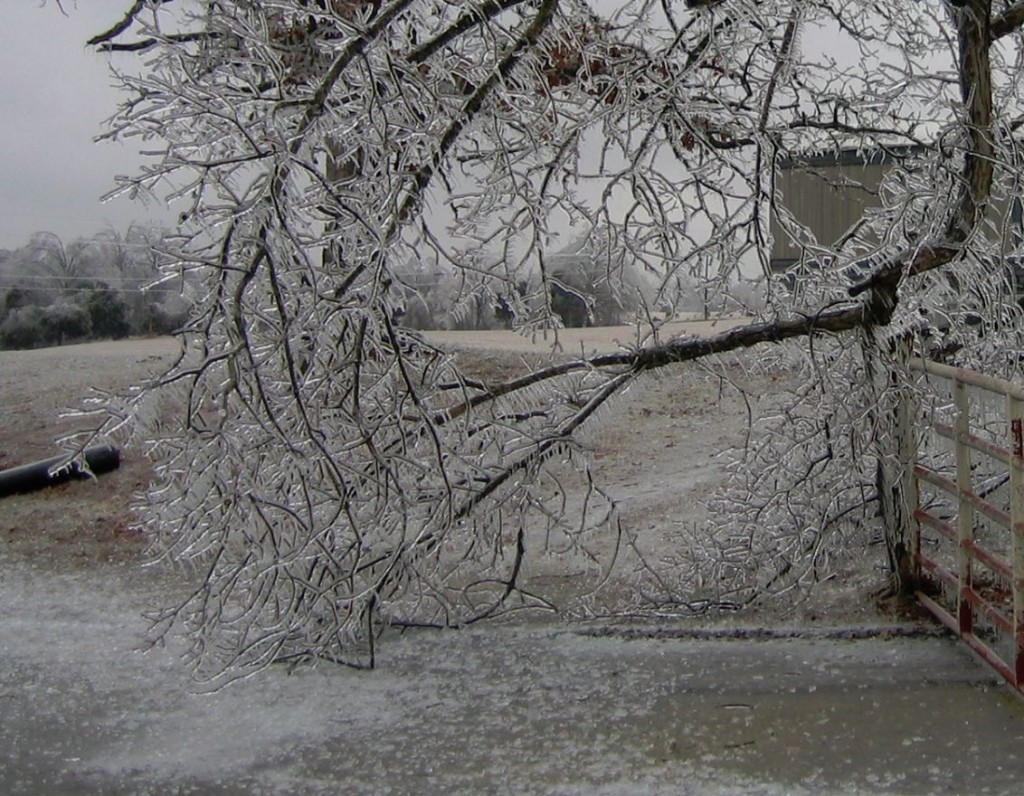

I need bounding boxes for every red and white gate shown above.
[907,357,1024,690]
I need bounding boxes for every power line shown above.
[0,285,182,295]
[0,235,171,253]
[0,274,163,284]
[0,277,183,295]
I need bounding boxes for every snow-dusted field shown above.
[2,330,1024,794]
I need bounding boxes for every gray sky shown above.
[0,3,171,251]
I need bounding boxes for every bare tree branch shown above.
[991,0,1024,40]
[87,0,179,47]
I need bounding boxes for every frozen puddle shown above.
[2,562,1023,795]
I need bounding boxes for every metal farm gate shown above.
[906,357,1024,690]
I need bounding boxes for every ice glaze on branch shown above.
[443,303,866,427]
[88,0,206,53]
[991,0,1024,40]
[408,0,534,63]
[849,0,993,301]
[87,0,153,47]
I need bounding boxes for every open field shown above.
[0,337,178,569]
[2,330,1024,794]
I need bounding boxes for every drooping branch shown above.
[85,0,1024,679]
[441,303,866,429]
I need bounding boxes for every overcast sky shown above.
[0,3,172,251]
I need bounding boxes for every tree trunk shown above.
[865,331,919,596]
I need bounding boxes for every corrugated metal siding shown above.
[770,163,885,264]
[770,148,1022,273]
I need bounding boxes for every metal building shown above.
[768,146,921,274]
[769,145,1024,297]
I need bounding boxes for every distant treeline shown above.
[0,228,764,348]
[0,227,190,350]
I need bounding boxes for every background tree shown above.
[0,226,186,348]
[26,231,97,297]
[92,224,185,336]
[85,287,132,340]
[0,234,98,346]
[89,0,1024,683]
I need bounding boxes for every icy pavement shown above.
[2,562,1023,795]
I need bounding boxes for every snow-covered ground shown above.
[2,331,1024,794]
[2,559,1022,795]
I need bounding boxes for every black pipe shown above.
[0,445,121,499]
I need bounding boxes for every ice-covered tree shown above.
[89,0,1024,682]
[25,231,98,296]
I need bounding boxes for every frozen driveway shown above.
[2,563,1023,796]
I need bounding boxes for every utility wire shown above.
[0,274,166,283]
